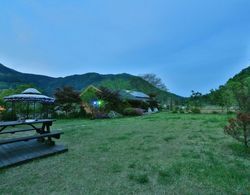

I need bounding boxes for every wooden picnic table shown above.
[0,119,67,168]
[0,119,62,146]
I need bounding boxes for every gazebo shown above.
[0,88,67,168]
[4,88,55,119]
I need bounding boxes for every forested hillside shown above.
[0,63,181,102]
[207,66,250,111]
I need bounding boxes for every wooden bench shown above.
[0,131,63,146]
[0,128,42,135]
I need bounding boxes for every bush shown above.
[108,111,122,119]
[95,87,123,112]
[179,110,185,114]
[123,107,144,116]
[224,112,250,147]
[92,112,109,119]
[172,110,178,114]
[227,111,234,115]
[191,108,201,114]
[1,111,17,121]
[128,100,149,110]
[53,103,87,119]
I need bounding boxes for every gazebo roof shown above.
[4,88,55,104]
[22,88,41,95]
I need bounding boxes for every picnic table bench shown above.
[0,119,62,146]
[0,119,67,168]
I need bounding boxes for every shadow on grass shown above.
[157,164,181,185]
[108,135,130,142]
[110,163,123,173]
[130,145,159,152]
[163,136,176,142]
[98,143,111,152]
[228,143,250,158]
[128,172,149,184]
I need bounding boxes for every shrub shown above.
[191,108,201,114]
[224,112,250,147]
[123,107,144,116]
[179,110,185,114]
[148,99,158,109]
[95,87,122,112]
[107,111,122,119]
[53,103,87,119]
[128,100,149,110]
[172,110,178,114]
[1,111,17,121]
[172,107,180,113]
[93,112,109,119]
[227,111,234,115]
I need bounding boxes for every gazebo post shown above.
[11,102,14,120]
[33,102,36,119]
[46,104,49,118]
[26,102,29,119]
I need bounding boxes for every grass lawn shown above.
[0,113,250,194]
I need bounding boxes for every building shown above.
[80,85,102,114]
[119,90,150,102]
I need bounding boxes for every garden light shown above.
[92,100,103,107]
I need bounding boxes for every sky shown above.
[0,0,249,96]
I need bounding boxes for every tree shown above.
[224,77,250,147]
[54,86,81,104]
[0,84,36,105]
[140,74,168,91]
[190,90,202,108]
[228,77,250,112]
[147,93,158,109]
[54,86,82,117]
[224,113,250,147]
[209,86,234,112]
[95,86,123,112]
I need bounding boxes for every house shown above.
[80,86,157,114]
[119,90,150,102]
[119,90,152,110]
[80,85,102,114]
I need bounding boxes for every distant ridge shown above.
[204,65,250,100]
[227,66,250,83]
[0,63,182,102]
[214,65,250,90]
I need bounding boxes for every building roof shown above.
[128,90,150,98]
[81,85,102,95]
[119,90,150,101]
[80,85,102,103]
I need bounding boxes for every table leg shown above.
[37,123,46,143]
[43,122,55,145]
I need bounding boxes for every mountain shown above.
[204,65,250,103]
[227,66,250,84]
[212,66,250,92]
[0,63,182,102]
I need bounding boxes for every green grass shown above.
[0,113,250,194]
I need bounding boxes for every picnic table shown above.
[0,89,67,168]
[0,119,62,146]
